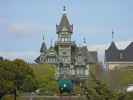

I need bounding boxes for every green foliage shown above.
[85,63,133,100]
[21,75,37,92]
[118,92,133,100]
[13,59,37,91]
[83,73,118,100]
[106,69,133,90]
[0,59,37,99]
[31,64,59,95]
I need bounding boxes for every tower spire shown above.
[112,29,114,42]
[83,37,87,46]
[42,32,46,41]
[56,6,73,33]
[50,39,53,47]
[63,6,66,13]
[40,32,47,53]
[83,37,86,44]
[43,33,44,41]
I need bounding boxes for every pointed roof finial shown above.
[42,32,46,41]
[40,32,47,53]
[112,29,114,41]
[43,34,44,41]
[83,37,86,44]
[83,37,87,46]
[63,6,66,13]
[50,39,53,47]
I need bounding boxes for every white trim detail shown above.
[105,61,133,64]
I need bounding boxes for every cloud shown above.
[8,22,54,38]
[8,23,42,36]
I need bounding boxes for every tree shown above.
[83,73,118,100]
[31,64,59,95]
[106,69,133,91]
[118,92,133,100]
[12,59,37,91]
[0,60,14,99]
[0,59,37,100]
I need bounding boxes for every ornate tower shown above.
[55,7,74,65]
[55,7,76,79]
[35,6,98,81]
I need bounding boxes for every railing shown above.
[56,74,88,80]
[55,41,75,45]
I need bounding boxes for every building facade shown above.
[105,41,133,70]
[35,10,98,81]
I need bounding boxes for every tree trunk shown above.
[14,89,17,100]
[0,93,4,100]
[0,94,4,100]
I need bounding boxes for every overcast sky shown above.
[0,0,133,62]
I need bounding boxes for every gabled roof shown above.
[125,42,133,50]
[47,47,57,56]
[106,41,118,51]
[35,47,59,64]
[34,56,40,63]
[125,42,133,61]
[56,14,73,33]
[105,41,133,62]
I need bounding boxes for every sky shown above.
[0,0,133,62]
